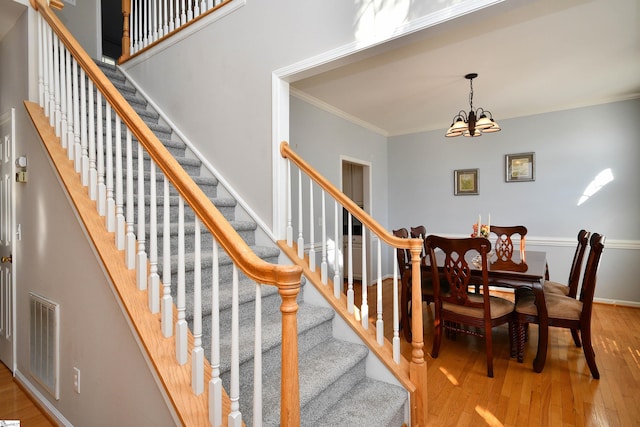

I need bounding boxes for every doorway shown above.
[341,158,371,283]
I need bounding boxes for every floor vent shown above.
[29,292,60,400]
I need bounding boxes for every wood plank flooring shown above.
[354,279,640,427]
[1,280,638,426]
[0,364,56,426]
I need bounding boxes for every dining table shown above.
[425,248,549,373]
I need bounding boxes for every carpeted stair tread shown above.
[261,338,369,426]
[216,302,335,374]
[312,377,407,427]
[161,244,279,272]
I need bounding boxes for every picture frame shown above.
[454,169,479,195]
[505,152,535,182]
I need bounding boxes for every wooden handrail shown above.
[35,0,302,290]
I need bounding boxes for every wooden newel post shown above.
[119,0,131,63]
[409,244,428,426]
[278,282,301,426]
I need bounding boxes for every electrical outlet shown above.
[73,367,81,393]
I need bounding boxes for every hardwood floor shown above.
[0,364,55,426]
[2,280,638,426]
[357,279,640,427]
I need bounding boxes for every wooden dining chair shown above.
[490,225,528,261]
[411,225,427,261]
[544,229,590,298]
[514,233,605,378]
[425,235,515,377]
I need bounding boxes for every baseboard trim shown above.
[14,369,73,427]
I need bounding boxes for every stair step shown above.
[313,377,407,427]
[261,338,369,427]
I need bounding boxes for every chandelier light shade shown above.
[446,73,501,138]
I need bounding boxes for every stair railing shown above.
[119,0,234,63]
[279,141,428,426]
[30,0,303,425]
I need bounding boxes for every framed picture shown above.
[505,152,535,182]
[454,169,479,195]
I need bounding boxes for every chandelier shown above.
[445,73,501,137]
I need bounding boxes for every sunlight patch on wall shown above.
[355,0,411,42]
[577,168,614,206]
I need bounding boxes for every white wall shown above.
[388,99,640,303]
[1,11,175,426]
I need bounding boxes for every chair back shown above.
[567,229,591,298]
[392,228,411,272]
[410,225,427,259]
[490,225,527,261]
[578,233,605,322]
[425,235,491,311]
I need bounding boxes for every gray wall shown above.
[1,10,174,426]
[291,94,640,304]
[54,0,100,59]
[387,99,640,303]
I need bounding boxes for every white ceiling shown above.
[291,0,640,137]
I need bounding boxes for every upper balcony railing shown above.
[119,0,234,63]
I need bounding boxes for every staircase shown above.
[95,61,408,426]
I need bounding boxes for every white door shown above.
[0,108,16,372]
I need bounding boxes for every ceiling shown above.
[290,0,640,137]
[2,0,638,138]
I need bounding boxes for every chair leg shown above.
[517,323,526,363]
[581,325,600,379]
[509,322,517,358]
[571,328,582,348]
[485,323,494,378]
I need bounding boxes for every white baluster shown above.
[65,49,74,158]
[148,162,159,313]
[37,16,44,108]
[320,191,327,285]
[125,129,136,269]
[79,68,88,177]
[207,0,213,11]
[115,115,125,250]
[97,91,105,214]
[88,80,96,196]
[71,58,80,163]
[228,265,242,427]
[136,142,147,289]
[180,0,186,26]
[297,169,303,259]
[143,0,149,47]
[130,0,136,53]
[333,201,341,299]
[347,213,354,313]
[308,179,315,272]
[52,32,61,136]
[192,217,204,394]
[199,0,206,16]
[58,40,67,149]
[176,196,187,364]
[209,241,221,427]
[194,0,200,18]
[376,239,384,345]
[392,251,400,364]
[361,230,368,329]
[253,283,262,426]
[153,0,159,41]
[286,161,292,247]
[161,177,173,337]
[44,25,51,119]
[170,0,176,31]
[186,0,193,21]
[162,0,169,35]
[105,104,115,232]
